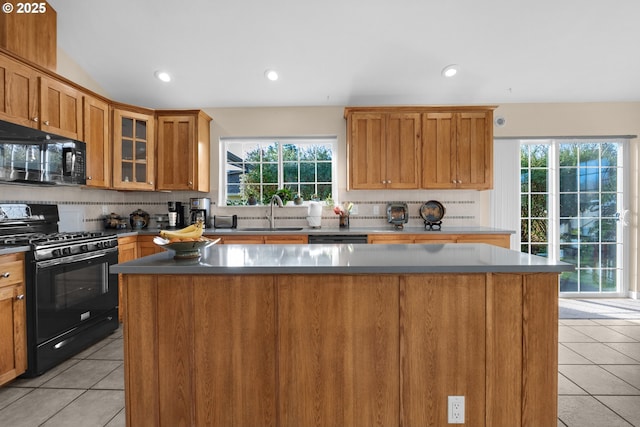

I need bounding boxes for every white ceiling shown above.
[48,0,640,109]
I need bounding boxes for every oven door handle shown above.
[35,248,117,269]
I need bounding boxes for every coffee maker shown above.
[167,201,185,228]
[189,198,211,226]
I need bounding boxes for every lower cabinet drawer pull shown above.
[1,272,9,278]
[16,294,25,300]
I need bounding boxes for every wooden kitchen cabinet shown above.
[136,235,164,257]
[83,95,111,188]
[346,110,420,189]
[0,53,39,128]
[0,54,82,139]
[156,110,212,192]
[369,233,510,248]
[346,106,495,191]
[112,108,155,191]
[422,109,494,189]
[117,236,138,323]
[264,234,308,244]
[213,234,308,244]
[0,3,57,71]
[38,76,83,140]
[0,253,26,386]
[367,234,415,244]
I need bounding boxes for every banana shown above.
[160,220,204,239]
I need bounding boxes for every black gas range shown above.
[0,203,119,377]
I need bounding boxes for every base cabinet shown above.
[122,271,559,427]
[0,253,26,386]
[369,233,510,248]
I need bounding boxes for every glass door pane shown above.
[558,141,624,293]
[521,140,626,295]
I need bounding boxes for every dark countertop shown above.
[119,226,515,236]
[0,245,30,256]
[111,243,573,275]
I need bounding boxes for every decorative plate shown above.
[419,200,445,223]
[154,236,221,259]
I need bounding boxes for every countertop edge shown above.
[111,243,574,275]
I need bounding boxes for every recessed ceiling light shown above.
[154,70,172,82]
[264,69,279,81]
[441,64,459,78]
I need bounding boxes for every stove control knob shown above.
[52,249,61,257]
[80,244,89,252]
[62,247,72,256]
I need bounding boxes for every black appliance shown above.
[0,203,118,377]
[308,234,368,244]
[0,120,86,186]
[167,201,185,228]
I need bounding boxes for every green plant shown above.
[275,187,293,204]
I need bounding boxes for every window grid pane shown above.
[224,138,336,205]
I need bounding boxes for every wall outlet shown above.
[101,205,109,215]
[448,395,465,424]
[373,205,380,215]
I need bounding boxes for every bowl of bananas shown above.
[153,221,220,259]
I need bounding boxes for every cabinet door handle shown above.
[388,180,391,184]
[16,294,25,300]
[1,272,9,278]
[43,120,50,126]
[32,117,39,123]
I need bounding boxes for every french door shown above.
[520,139,629,296]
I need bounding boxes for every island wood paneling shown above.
[522,273,558,427]
[193,275,276,427]
[123,275,159,427]
[400,274,486,427]
[121,271,559,427]
[157,277,195,427]
[277,275,399,427]
[486,273,523,427]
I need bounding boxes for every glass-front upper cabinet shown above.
[112,108,155,190]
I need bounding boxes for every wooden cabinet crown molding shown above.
[344,105,498,118]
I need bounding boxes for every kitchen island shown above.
[112,243,572,427]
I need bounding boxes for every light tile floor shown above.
[0,328,125,427]
[558,298,640,427]
[0,299,638,426]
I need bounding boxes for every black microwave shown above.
[0,121,86,186]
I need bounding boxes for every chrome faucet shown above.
[267,194,284,229]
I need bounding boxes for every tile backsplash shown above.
[1,184,487,231]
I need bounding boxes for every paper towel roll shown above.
[307,201,322,227]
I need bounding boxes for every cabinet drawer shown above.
[0,260,24,287]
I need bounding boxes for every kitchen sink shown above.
[237,227,304,231]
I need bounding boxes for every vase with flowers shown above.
[333,202,353,228]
